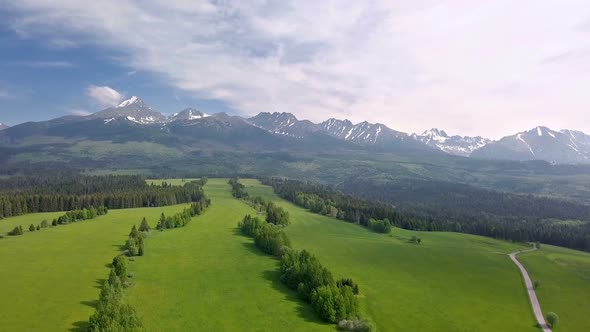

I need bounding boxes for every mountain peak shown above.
[90,96,166,124]
[117,96,141,108]
[0,122,8,130]
[421,128,449,139]
[169,108,209,121]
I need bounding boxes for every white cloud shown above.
[4,0,590,138]
[69,109,91,116]
[86,85,123,108]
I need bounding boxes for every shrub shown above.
[338,319,374,332]
[40,220,49,228]
[112,255,128,282]
[311,284,358,323]
[36,225,40,231]
[29,224,36,232]
[368,218,391,233]
[337,278,360,295]
[546,312,559,328]
[8,225,24,236]
[238,215,265,236]
[139,217,150,232]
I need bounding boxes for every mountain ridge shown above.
[2,96,590,164]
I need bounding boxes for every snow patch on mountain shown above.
[117,96,139,108]
[412,128,491,156]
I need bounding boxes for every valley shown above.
[1,177,589,331]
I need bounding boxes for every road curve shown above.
[509,248,552,332]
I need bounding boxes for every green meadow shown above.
[0,203,190,332]
[1,178,586,331]
[519,244,590,331]
[241,179,536,331]
[126,178,330,331]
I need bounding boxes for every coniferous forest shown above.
[0,175,206,218]
[263,177,590,252]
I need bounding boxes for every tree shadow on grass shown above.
[69,320,87,332]
[261,268,332,326]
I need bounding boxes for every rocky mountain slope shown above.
[412,129,491,156]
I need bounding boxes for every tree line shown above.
[6,206,108,237]
[88,188,210,331]
[262,177,590,252]
[0,179,207,219]
[229,178,290,226]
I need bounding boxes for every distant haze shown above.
[1,1,589,139]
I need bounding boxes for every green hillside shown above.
[519,244,590,331]
[0,204,191,331]
[241,179,536,331]
[125,179,330,331]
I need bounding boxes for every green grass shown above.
[0,203,191,332]
[241,179,537,332]
[519,245,590,331]
[125,179,330,331]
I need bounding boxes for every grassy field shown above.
[519,245,590,331]
[0,203,191,332]
[241,179,537,332]
[126,178,331,331]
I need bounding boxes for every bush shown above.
[266,202,290,226]
[8,225,24,236]
[40,220,49,228]
[112,256,128,282]
[253,224,291,257]
[29,224,36,232]
[238,215,265,236]
[546,312,559,328]
[337,278,360,295]
[139,217,150,232]
[338,319,374,332]
[368,218,391,233]
[311,285,359,323]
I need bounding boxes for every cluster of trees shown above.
[238,215,290,256]
[263,178,590,252]
[230,178,290,226]
[238,214,365,327]
[281,249,360,323]
[6,206,107,237]
[228,178,249,199]
[155,199,210,230]
[126,225,145,256]
[0,180,207,219]
[87,256,142,331]
[367,218,391,234]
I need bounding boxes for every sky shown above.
[0,1,589,139]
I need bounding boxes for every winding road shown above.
[508,248,552,332]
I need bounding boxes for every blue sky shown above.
[1,1,589,139]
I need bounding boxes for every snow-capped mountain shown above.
[471,126,590,163]
[248,112,411,145]
[248,112,319,138]
[412,128,491,156]
[89,96,168,124]
[169,108,210,121]
[319,119,408,145]
[0,123,8,131]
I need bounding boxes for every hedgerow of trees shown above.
[238,214,365,326]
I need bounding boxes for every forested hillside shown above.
[265,178,590,252]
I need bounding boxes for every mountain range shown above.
[1,96,589,164]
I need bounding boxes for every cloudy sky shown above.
[0,0,589,139]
